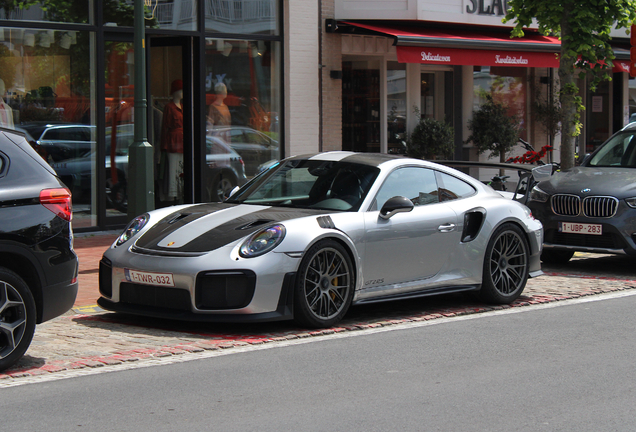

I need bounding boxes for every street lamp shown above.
[128,0,155,220]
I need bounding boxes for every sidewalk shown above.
[73,232,119,310]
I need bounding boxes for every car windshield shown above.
[588,131,636,167]
[226,159,380,211]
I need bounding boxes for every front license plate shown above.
[559,222,602,235]
[125,269,175,287]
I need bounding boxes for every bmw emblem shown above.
[581,188,591,194]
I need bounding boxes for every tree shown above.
[504,1,636,170]
[466,95,521,163]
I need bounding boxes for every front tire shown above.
[479,223,529,304]
[294,240,355,328]
[0,268,37,372]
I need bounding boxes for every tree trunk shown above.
[558,13,577,171]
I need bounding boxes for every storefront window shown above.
[103,0,197,31]
[0,27,96,227]
[204,37,280,189]
[474,66,527,139]
[387,61,406,154]
[205,0,279,35]
[0,1,90,24]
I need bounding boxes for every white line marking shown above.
[2,289,635,388]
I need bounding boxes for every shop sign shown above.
[465,0,510,16]
[397,46,560,68]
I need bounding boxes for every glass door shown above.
[149,39,187,208]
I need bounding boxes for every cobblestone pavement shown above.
[2,248,635,383]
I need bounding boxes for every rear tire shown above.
[293,240,355,329]
[540,249,574,265]
[479,223,529,304]
[0,267,36,372]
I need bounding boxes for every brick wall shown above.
[285,0,320,156]
[320,0,343,152]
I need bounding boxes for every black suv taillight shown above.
[40,187,72,221]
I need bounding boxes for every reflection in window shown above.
[103,0,196,30]
[205,0,279,35]
[0,1,89,24]
[375,167,439,210]
[473,66,527,140]
[0,27,95,227]
[204,38,280,179]
[435,171,476,202]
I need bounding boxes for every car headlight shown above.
[529,185,549,203]
[239,224,286,258]
[116,214,149,246]
[626,197,636,208]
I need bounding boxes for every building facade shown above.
[322,0,633,166]
[0,0,323,231]
[1,0,632,231]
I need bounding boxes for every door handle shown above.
[438,223,456,232]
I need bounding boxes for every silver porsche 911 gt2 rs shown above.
[98,152,543,328]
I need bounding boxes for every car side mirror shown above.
[379,196,414,220]
[531,164,554,183]
[581,153,591,165]
[228,186,240,198]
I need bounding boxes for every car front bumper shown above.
[98,243,301,322]
[528,200,636,255]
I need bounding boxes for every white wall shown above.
[285,0,320,156]
[336,0,537,29]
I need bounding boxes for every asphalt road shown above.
[2,291,635,432]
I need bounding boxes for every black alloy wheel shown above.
[294,240,355,328]
[479,223,529,304]
[0,268,37,372]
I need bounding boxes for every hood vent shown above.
[167,213,191,224]
[236,219,274,230]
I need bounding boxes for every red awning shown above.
[341,21,561,68]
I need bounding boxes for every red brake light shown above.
[40,188,72,221]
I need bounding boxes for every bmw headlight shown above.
[529,185,549,203]
[116,214,149,246]
[626,197,636,208]
[239,224,286,258]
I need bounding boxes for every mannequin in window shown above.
[207,82,231,128]
[160,79,184,201]
[0,79,14,129]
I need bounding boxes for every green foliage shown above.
[466,95,521,162]
[406,108,454,160]
[504,0,636,169]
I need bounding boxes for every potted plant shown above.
[466,95,521,163]
[406,108,454,160]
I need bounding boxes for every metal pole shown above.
[128,0,155,220]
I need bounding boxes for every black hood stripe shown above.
[136,204,335,253]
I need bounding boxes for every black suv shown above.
[0,128,78,372]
